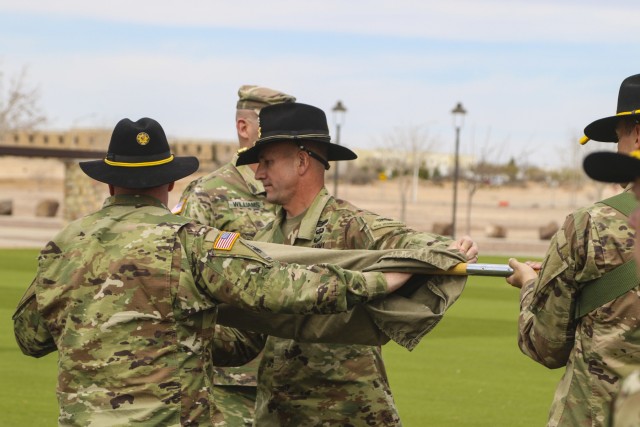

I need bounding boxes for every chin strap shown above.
[299,145,330,170]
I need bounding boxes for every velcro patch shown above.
[213,231,241,251]
[370,218,405,230]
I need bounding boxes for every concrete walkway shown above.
[0,216,61,248]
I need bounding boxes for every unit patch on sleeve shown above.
[213,231,241,250]
[171,197,186,214]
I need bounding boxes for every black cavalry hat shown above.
[583,150,640,184]
[80,117,199,188]
[581,74,640,144]
[235,102,357,168]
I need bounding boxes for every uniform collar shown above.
[283,187,332,242]
[103,194,169,210]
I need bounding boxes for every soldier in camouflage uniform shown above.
[506,74,640,427]
[12,117,424,426]
[173,85,296,425]
[235,102,479,426]
[616,203,640,427]
[174,85,295,236]
[580,136,640,427]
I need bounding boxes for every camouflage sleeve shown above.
[345,214,454,251]
[237,239,468,349]
[211,324,266,366]
[214,265,466,352]
[12,279,56,358]
[517,213,581,369]
[190,229,389,314]
[180,184,216,227]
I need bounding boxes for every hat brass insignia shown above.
[136,132,150,145]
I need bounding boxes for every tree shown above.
[504,157,519,183]
[0,66,47,137]
[380,125,433,222]
[464,128,507,235]
[432,166,442,181]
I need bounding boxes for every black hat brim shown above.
[583,151,640,183]
[583,116,620,143]
[236,139,357,166]
[80,156,199,188]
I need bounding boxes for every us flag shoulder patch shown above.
[171,198,186,214]
[213,231,240,251]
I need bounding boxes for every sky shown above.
[1,0,639,169]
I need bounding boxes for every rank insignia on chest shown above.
[213,231,240,250]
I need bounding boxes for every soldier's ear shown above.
[297,150,310,173]
[236,118,250,139]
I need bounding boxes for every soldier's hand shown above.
[448,235,479,264]
[383,272,412,293]
[524,260,542,270]
[505,258,537,289]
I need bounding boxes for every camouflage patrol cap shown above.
[236,85,296,110]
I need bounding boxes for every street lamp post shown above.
[332,100,347,198]
[451,102,467,238]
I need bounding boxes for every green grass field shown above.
[0,251,561,426]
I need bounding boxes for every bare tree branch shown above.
[0,66,47,137]
[379,125,434,221]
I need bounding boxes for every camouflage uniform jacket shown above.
[175,155,275,389]
[176,154,276,239]
[518,188,640,427]
[254,187,453,427]
[12,194,389,426]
